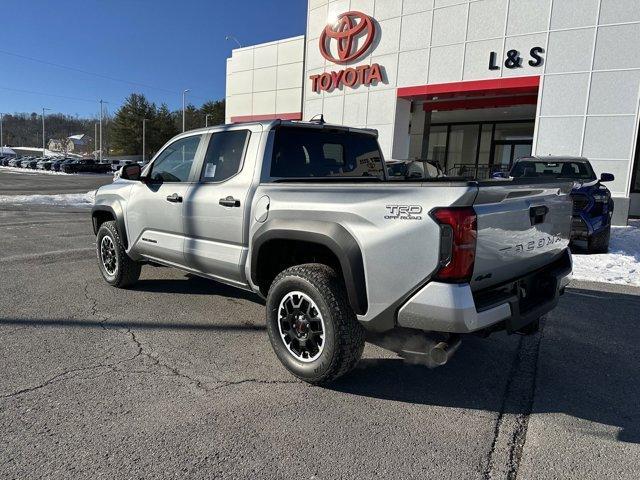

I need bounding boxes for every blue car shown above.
[506,157,614,253]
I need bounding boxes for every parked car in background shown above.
[61,158,111,174]
[51,158,73,172]
[386,159,444,180]
[111,159,135,172]
[23,158,40,169]
[8,157,22,167]
[507,157,614,253]
[36,158,56,170]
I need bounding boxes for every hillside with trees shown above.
[1,94,225,157]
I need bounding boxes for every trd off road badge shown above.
[385,205,423,221]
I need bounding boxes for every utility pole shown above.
[42,108,51,156]
[94,123,98,160]
[99,100,104,162]
[182,89,190,132]
[205,114,212,127]
[0,112,3,156]
[142,118,147,162]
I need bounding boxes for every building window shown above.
[423,121,534,179]
[424,125,447,168]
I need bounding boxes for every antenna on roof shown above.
[310,114,325,124]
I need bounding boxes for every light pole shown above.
[142,118,147,162]
[42,108,51,156]
[225,35,242,48]
[205,114,212,127]
[99,100,104,162]
[94,123,98,160]
[182,89,190,132]
[0,112,3,156]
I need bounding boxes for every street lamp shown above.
[0,112,4,156]
[205,114,213,127]
[99,100,105,162]
[225,35,242,48]
[42,108,51,156]
[182,89,190,132]
[142,118,148,162]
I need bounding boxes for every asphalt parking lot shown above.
[1,170,639,479]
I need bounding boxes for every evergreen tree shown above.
[111,93,157,155]
[149,104,179,157]
[201,100,225,126]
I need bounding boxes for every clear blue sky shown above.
[0,0,307,118]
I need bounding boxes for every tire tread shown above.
[268,263,365,384]
[97,221,141,288]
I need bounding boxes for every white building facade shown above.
[226,0,640,224]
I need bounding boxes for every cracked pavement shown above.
[1,171,639,479]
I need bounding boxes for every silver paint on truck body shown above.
[94,120,573,335]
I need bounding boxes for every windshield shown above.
[510,160,596,181]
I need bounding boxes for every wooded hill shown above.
[2,94,225,158]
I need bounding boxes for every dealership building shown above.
[226,0,640,224]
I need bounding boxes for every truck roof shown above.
[515,156,589,163]
[184,120,379,138]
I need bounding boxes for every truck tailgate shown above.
[471,181,573,291]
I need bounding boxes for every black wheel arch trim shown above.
[251,219,368,316]
[91,203,128,249]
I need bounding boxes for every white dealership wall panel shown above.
[300,0,640,223]
[225,36,305,123]
[226,0,640,222]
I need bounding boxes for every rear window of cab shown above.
[270,127,385,180]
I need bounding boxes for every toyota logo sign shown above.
[319,11,376,64]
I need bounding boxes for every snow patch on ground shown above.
[0,166,72,176]
[572,220,640,286]
[0,166,111,176]
[0,190,96,207]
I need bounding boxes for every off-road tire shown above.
[96,221,141,288]
[266,263,365,385]
[587,226,610,254]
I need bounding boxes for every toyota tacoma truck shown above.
[92,120,573,384]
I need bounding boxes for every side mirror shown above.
[600,173,614,182]
[121,163,142,181]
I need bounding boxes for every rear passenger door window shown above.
[200,130,250,182]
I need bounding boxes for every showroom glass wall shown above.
[423,120,535,179]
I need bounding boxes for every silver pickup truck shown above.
[92,120,573,384]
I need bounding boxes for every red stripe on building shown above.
[397,76,541,101]
[230,112,302,123]
[423,94,539,112]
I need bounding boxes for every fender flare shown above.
[91,203,128,249]
[251,219,368,315]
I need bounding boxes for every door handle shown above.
[166,193,183,203]
[219,196,241,207]
[529,205,548,225]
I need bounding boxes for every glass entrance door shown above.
[492,141,533,172]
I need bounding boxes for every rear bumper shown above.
[397,249,572,334]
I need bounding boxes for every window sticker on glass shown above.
[205,162,217,179]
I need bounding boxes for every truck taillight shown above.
[431,207,477,283]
